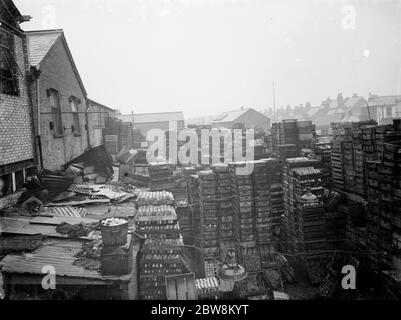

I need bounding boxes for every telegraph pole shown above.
[273,81,277,123]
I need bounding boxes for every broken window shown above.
[70,96,80,133]
[0,28,21,96]
[49,89,63,135]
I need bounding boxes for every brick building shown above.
[0,0,35,198]
[26,29,91,170]
[87,99,116,147]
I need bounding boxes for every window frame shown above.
[70,96,81,134]
[48,89,63,136]
[0,27,21,96]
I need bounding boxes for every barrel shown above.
[100,218,129,246]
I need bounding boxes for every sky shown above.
[14,0,401,118]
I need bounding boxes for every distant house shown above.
[212,107,270,130]
[26,29,90,170]
[117,111,185,138]
[87,99,116,147]
[312,93,347,127]
[344,93,367,119]
[360,94,401,125]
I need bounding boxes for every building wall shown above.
[87,102,116,147]
[236,109,270,130]
[134,120,185,139]
[0,29,34,168]
[35,38,88,170]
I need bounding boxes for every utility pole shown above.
[273,81,276,123]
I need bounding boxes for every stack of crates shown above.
[352,128,365,196]
[252,160,271,243]
[136,197,188,300]
[341,141,355,193]
[148,162,174,192]
[230,162,256,245]
[282,158,322,254]
[176,200,194,246]
[199,170,219,258]
[212,164,235,242]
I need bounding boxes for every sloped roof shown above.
[26,29,63,67]
[26,29,87,96]
[212,108,250,123]
[344,96,365,108]
[87,99,115,112]
[117,112,184,124]
[367,95,401,107]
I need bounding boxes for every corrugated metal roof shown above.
[0,238,140,281]
[26,30,63,66]
[117,112,184,124]
[212,108,250,123]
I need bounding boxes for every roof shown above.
[0,0,22,22]
[26,29,87,96]
[117,111,184,124]
[212,108,251,123]
[366,95,401,107]
[0,238,139,282]
[87,99,115,112]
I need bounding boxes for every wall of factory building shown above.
[87,102,116,147]
[0,31,34,168]
[35,38,88,171]
[133,120,185,139]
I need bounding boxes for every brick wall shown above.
[0,31,34,167]
[87,102,116,147]
[35,37,88,170]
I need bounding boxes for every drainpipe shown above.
[31,67,43,169]
[85,98,91,149]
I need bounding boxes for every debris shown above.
[0,234,43,253]
[21,196,43,215]
[56,222,98,239]
[46,199,110,207]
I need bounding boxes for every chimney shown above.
[337,93,344,107]
[353,93,358,98]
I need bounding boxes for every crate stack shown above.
[148,162,174,192]
[341,141,355,194]
[270,122,284,156]
[139,238,187,300]
[252,160,271,243]
[352,128,365,196]
[282,120,298,146]
[135,193,188,300]
[176,200,194,246]
[282,158,323,254]
[198,170,220,258]
[330,122,354,192]
[297,120,315,151]
[119,122,134,150]
[278,144,298,163]
[230,162,256,247]
[293,167,326,254]
[103,118,122,155]
[211,164,235,244]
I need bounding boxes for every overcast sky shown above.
[15,0,401,117]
